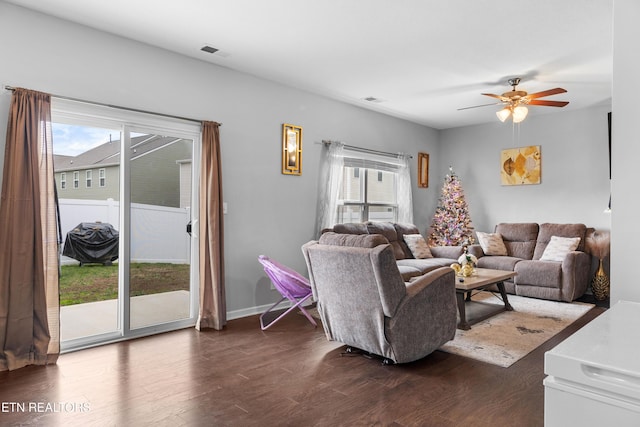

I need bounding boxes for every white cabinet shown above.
[544,301,640,426]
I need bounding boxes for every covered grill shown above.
[62,222,119,265]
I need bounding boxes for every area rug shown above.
[439,293,594,367]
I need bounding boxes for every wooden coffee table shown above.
[455,268,516,330]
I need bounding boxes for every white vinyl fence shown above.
[59,198,191,264]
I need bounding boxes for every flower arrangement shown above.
[586,230,610,259]
[457,253,478,267]
[450,250,478,277]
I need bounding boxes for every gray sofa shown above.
[329,222,464,281]
[468,223,591,302]
[302,232,457,364]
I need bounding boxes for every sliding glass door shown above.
[55,123,122,343]
[128,130,194,330]
[53,100,201,352]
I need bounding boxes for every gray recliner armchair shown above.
[301,232,457,364]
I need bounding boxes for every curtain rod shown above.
[322,140,412,159]
[3,85,221,126]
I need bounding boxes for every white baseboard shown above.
[227,299,314,321]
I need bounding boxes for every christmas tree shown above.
[428,167,475,246]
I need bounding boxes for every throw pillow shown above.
[540,236,581,262]
[403,234,433,259]
[476,231,508,256]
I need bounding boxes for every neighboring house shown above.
[54,134,192,208]
[177,159,192,209]
[340,165,397,222]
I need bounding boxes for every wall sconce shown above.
[282,123,302,175]
[417,152,429,188]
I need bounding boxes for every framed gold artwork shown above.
[418,152,429,188]
[500,145,541,185]
[282,123,302,175]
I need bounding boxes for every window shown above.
[316,143,412,236]
[73,171,79,189]
[337,158,401,223]
[60,172,66,189]
[86,170,92,188]
[99,168,106,187]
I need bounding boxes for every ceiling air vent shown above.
[363,96,383,103]
[200,45,219,54]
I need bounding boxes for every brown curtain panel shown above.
[0,88,59,371]
[196,121,226,330]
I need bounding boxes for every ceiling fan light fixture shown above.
[496,107,511,122]
[463,77,568,124]
[512,106,528,123]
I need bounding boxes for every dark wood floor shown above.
[0,306,605,427]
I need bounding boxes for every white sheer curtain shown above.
[396,153,414,224]
[315,142,414,236]
[315,142,344,237]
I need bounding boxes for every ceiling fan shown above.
[459,78,569,123]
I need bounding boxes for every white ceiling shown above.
[6,0,613,129]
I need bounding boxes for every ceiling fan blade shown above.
[527,88,567,99]
[457,102,504,111]
[528,100,569,107]
[481,93,508,101]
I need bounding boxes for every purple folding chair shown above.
[258,255,317,330]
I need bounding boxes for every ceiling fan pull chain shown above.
[512,120,521,145]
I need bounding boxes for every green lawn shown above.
[59,263,190,306]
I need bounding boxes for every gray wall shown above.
[2,1,633,316]
[438,104,612,234]
[0,2,440,318]
[611,0,640,304]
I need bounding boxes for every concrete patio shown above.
[60,290,191,341]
